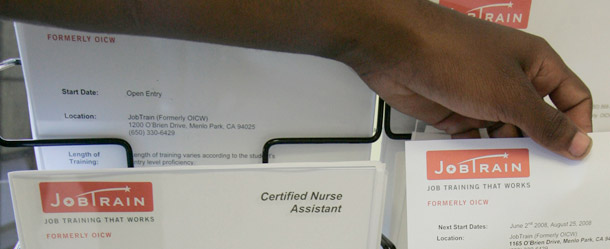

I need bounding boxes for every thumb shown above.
[515,99,592,160]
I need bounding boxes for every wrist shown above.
[326,0,431,71]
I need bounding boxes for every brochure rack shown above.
[383,103,412,140]
[2,56,397,249]
[261,98,396,249]
[262,98,384,163]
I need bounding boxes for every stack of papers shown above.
[405,132,610,248]
[9,161,387,249]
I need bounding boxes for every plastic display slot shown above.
[0,58,134,168]
[261,97,396,249]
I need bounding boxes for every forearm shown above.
[0,0,426,59]
[0,0,594,159]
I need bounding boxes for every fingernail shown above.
[569,132,592,158]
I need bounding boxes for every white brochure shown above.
[9,161,386,249]
[14,23,377,169]
[404,132,610,248]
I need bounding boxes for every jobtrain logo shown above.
[426,149,530,180]
[39,182,153,213]
[439,0,532,29]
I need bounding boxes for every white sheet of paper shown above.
[9,161,386,249]
[15,23,377,169]
[404,132,610,248]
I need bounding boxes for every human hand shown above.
[337,0,592,159]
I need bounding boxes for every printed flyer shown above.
[15,23,377,169]
[10,161,386,249]
[405,132,610,248]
